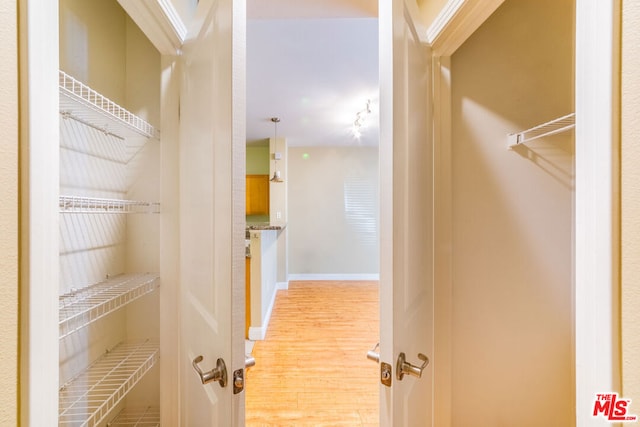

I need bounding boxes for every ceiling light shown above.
[352,99,372,139]
[270,117,284,183]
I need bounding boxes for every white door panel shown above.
[380,0,433,424]
[178,0,245,424]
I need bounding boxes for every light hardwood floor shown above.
[246,280,380,426]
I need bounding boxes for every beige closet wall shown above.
[417,0,449,28]
[0,0,18,424]
[622,0,640,401]
[59,0,127,103]
[450,0,574,425]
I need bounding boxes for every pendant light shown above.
[270,117,284,183]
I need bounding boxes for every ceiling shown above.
[246,0,379,147]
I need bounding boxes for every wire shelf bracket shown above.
[58,340,159,427]
[507,113,575,149]
[59,196,160,214]
[59,273,160,339]
[59,70,159,139]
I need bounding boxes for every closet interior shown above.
[57,1,162,424]
[447,0,575,424]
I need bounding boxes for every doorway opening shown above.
[244,12,381,425]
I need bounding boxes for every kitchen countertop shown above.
[246,223,285,231]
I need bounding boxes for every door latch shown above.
[232,354,256,394]
[366,342,380,363]
[396,352,429,381]
[233,369,244,394]
[380,362,392,387]
[367,342,391,386]
[192,355,228,387]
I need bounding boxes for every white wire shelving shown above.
[58,340,159,427]
[59,273,160,339]
[507,113,575,148]
[59,70,159,139]
[107,406,160,426]
[60,196,160,214]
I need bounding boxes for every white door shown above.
[178,0,246,425]
[379,0,434,424]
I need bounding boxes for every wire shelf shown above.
[59,340,159,427]
[507,113,575,148]
[60,196,160,214]
[59,70,159,139]
[59,273,160,339]
[107,406,160,426]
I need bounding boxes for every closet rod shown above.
[508,113,575,148]
[59,195,160,214]
[60,111,125,140]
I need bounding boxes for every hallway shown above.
[245,281,379,426]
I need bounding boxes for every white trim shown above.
[117,0,186,55]
[247,281,279,341]
[427,0,505,56]
[288,274,380,282]
[404,0,429,44]
[159,56,181,427]
[19,0,60,424]
[575,0,621,424]
[157,0,187,38]
[277,281,289,290]
[427,0,465,40]
[247,326,266,341]
[248,282,286,340]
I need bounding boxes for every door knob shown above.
[396,352,429,381]
[366,343,380,363]
[192,355,228,387]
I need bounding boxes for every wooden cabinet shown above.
[246,174,270,215]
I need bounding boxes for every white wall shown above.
[288,146,378,276]
[0,0,18,423]
[622,0,640,402]
[450,0,574,425]
[248,230,278,340]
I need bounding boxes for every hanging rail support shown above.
[507,112,575,149]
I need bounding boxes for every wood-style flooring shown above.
[246,280,380,426]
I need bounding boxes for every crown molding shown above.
[427,0,504,56]
[117,0,187,55]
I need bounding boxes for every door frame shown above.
[110,0,622,425]
[428,0,621,424]
[19,0,60,424]
[18,0,621,425]
[427,2,505,423]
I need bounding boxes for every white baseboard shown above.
[248,326,266,341]
[288,273,380,281]
[248,281,282,341]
